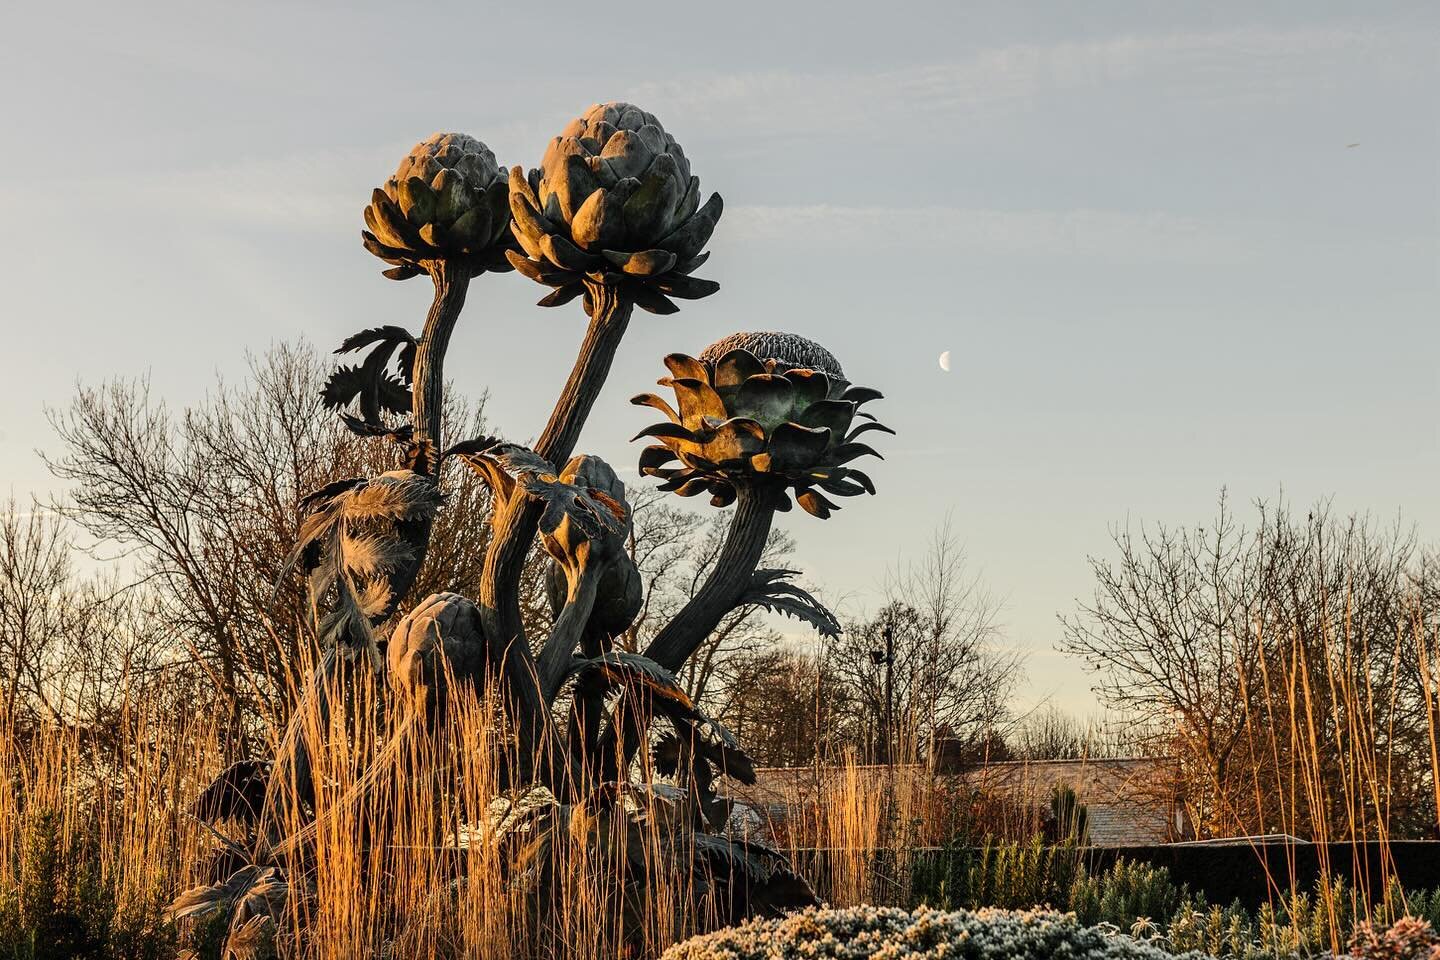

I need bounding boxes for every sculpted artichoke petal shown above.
[630,392,681,423]
[361,230,408,264]
[841,385,884,406]
[767,423,833,473]
[634,123,667,154]
[638,445,680,473]
[674,478,710,498]
[663,354,709,382]
[430,168,467,222]
[712,349,766,392]
[734,374,797,431]
[448,206,491,249]
[571,188,618,250]
[656,193,722,260]
[845,421,897,442]
[365,203,409,251]
[673,251,710,276]
[510,180,553,240]
[623,154,682,244]
[485,179,510,234]
[629,286,680,315]
[796,398,855,437]
[817,475,869,498]
[653,274,719,299]
[370,190,421,248]
[602,248,677,277]
[540,136,586,185]
[587,154,617,188]
[632,422,697,443]
[556,154,600,223]
[842,467,876,495]
[700,418,767,462]
[505,249,559,282]
[590,120,617,145]
[671,176,701,229]
[796,489,839,519]
[668,377,727,427]
[832,441,883,465]
[397,176,437,225]
[542,190,565,226]
[599,130,655,181]
[784,369,833,410]
[537,283,585,308]
[609,177,640,207]
[540,234,597,272]
[418,222,444,248]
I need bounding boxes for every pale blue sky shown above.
[1,2,1436,713]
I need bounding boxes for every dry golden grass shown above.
[1,605,1436,957]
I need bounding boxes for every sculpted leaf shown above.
[739,568,841,638]
[568,651,696,719]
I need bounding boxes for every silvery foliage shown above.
[661,905,1216,960]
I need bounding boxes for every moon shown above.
[938,350,952,372]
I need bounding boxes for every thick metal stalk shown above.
[643,485,775,672]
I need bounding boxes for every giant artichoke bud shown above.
[632,332,893,518]
[388,592,489,722]
[507,102,722,314]
[362,132,514,280]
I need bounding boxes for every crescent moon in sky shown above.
[938,350,952,372]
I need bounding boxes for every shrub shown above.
[910,836,1081,911]
[660,904,1213,960]
[1342,917,1440,960]
[1070,858,1185,928]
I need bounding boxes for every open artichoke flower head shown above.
[632,332,893,518]
[507,102,723,313]
[362,132,512,278]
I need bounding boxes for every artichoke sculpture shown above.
[507,102,722,314]
[362,132,514,279]
[632,331,893,518]
[388,592,490,723]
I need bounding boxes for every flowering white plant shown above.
[662,904,1216,960]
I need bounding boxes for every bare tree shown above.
[831,521,1020,762]
[0,500,170,736]
[706,646,859,767]
[43,342,494,737]
[1005,706,1136,761]
[1062,493,1438,838]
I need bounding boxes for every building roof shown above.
[730,756,1187,847]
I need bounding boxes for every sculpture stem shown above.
[478,282,633,795]
[411,260,471,472]
[594,488,774,783]
[482,283,633,633]
[538,283,635,463]
[538,566,600,701]
[644,485,775,671]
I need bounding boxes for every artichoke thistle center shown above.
[632,333,892,518]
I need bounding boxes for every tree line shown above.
[2,342,1436,840]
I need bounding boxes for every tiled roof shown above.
[730,757,1187,847]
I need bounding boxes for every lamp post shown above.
[869,615,896,766]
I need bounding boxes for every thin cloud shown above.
[628,23,1413,137]
[725,204,1310,263]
